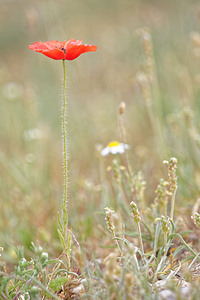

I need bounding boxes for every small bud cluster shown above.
[163,157,178,195]
[105,207,115,234]
[136,27,155,83]
[118,101,126,115]
[156,215,171,234]
[155,178,170,209]
[130,201,141,224]
[191,212,200,228]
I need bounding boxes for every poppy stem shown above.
[62,59,68,217]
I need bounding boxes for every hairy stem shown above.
[62,59,68,216]
[136,222,144,255]
[170,191,176,221]
[118,112,132,179]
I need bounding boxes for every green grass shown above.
[1,0,200,299]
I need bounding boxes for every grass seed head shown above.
[105,207,115,234]
[130,201,141,224]
[156,215,171,234]
[155,178,170,209]
[191,212,200,228]
[163,157,178,194]
[136,27,155,83]
[118,101,126,115]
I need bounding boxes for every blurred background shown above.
[1,0,200,263]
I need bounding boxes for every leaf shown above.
[49,277,68,292]
[63,207,68,226]
[168,233,197,256]
[171,245,185,258]
[61,200,68,226]
[57,211,63,233]
[67,233,72,251]
[57,229,66,249]
[46,259,63,265]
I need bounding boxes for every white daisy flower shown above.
[101,141,130,156]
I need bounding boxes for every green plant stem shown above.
[136,222,144,255]
[164,231,168,254]
[153,221,161,257]
[170,190,176,221]
[112,231,123,257]
[118,113,132,180]
[164,201,167,218]
[62,59,68,214]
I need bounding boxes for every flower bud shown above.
[119,102,126,115]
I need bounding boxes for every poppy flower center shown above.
[61,47,66,54]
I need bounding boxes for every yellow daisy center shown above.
[108,141,120,148]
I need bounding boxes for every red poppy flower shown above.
[28,39,97,60]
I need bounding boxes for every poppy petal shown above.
[39,49,65,60]
[29,39,97,60]
[28,41,65,60]
[64,40,97,60]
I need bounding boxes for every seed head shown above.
[155,178,170,208]
[156,215,171,234]
[119,101,126,115]
[105,207,115,234]
[163,157,178,194]
[191,212,200,228]
[130,201,141,224]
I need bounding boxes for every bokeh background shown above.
[1,0,200,263]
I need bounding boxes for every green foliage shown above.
[49,277,68,292]
[0,244,55,299]
[1,0,200,298]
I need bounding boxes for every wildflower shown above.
[29,37,96,267]
[101,141,130,156]
[29,39,97,60]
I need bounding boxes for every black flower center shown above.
[61,47,66,54]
